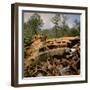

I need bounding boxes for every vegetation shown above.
[24,13,43,47]
[23,13,80,77]
[51,13,61,38]
[24,13,80,46]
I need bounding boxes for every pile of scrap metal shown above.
[24,34,80,77]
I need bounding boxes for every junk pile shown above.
[24,34,80,77]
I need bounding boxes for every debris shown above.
[24,34,80,77]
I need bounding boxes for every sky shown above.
[24,12,80,29]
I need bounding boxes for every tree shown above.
[52,13,61,38]
[71,19,80,36]
[28,13,43,35]
[61,14,68,29]
[74,19,80,35]
[24,13,43,47]
[59,14,70,37]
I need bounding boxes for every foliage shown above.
[24,23,32,47]
[51,13,61,38]
[24,13,80,47]
[27,13,43,34]
[24,13,80,77]
[24,13,43,47]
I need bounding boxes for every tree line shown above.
[24,13,80,47]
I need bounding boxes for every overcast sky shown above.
[24,12,80,29]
